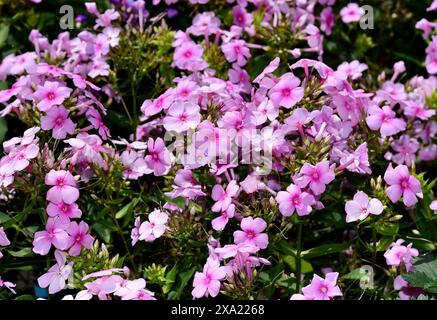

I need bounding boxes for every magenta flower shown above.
[268,73,304,109]
[163,101,201,132]
[47,201,82,223]
[384,164,423,207]
[211,180,239,212]
[233,217,268,249]
[212,204,235,231]
[221,40,251,67]
[366,105,406,137]
[192,257,227,298]
[138,209,169,242]
[145,137,172,176]
[340,3,364,23]
[276,184,315,217]
[45,170,80,204]
[345,191,383,223]
[300,272,342,300]
[384,239,419,271]
[296,160,335,195]
[32,218,69,255]
[33,81,72,112]
[66,221,94,256]
[0,227,10,246]
[41,105,76,139]
[37,250,73,294]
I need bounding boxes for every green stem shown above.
[372,227,377,269]
[295,221,303,293]
[131,73,138,140]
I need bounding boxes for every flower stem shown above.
[295,220,303,293]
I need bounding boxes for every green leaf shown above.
[283,255,313,273]
[301,242,350,259]
[93,223,112,243]
[8,248,34,258]
[163,264,178,295]
[0,117,7,145]
[403,256,437,294]
[168,267,196,300]
[0,25,9,48]
[376,236,395,251]
[375,222,399,237]
[14,295,35,300]
[115,197,140,219]
[343,268,364,280]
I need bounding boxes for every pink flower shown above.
[336,60,368,80]
[0,227,10,246]
[187,12,221,36]
[130,217,141,246]
[430,200,437,212]
[47,201,82,223]
[284,107,312,132]
[41,106,76,139]
[300,272,342,300]
[345,191,383,223]
[33,81,72,112]
[8,143,39,171]
[212,204,235,231]
[66,221,94,256]
[393,275,423,300]
[145,137,172,176]
[403,101,435,120]
[233,217,268,249]
[276,184,315,217]
[0,277,16,294]
[32,218,69,255]
[211,180,239,212]
[232,6,253,28]
[192,257,226,298]
[37,250,73,294]
[165,169,206,200]
[384,239,419,271]
[221,40,251,67]
[163,101,201,132]
[173,42,207,71]
[138,209,169,242]
[320,7,334,35]
[45,170,80,204]
[340,3,364,23]
[268,73,304,109]
[384,164,423,207]
[391,135,419,166]
[339,142,371,175]
[366,105,406,137]
[296,160,335,195]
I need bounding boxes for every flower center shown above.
[55,116,64,126]
[184,50,193,58]
[281,88,291,97]
[47,92,56,100]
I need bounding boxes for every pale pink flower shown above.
[130,217,141,246]
[41,105,76,139]
[163,101,201,132]
[37,250,73,294]
[268,73,304,109]
[221,40,251,67]
[212,204,235,231]
[366,105,406,137]
[384,239,419,271]
[192,257,226,298]
[33,81,72,112]
[233,217,268,249]
[0,227,10,246]
[67,221,94,256]
[340,3,364,23]
[296,160,335,195]
[0,277,16,294]
[345,191,383,223]
[45,170,79,204]
[47,201,82,223]
[384,164,423,207]
[211,180,239,212]
[276,184,315,217]
[173,42,207,71]
[32,218,69,255]
[403,101,435,120]
[138,209,169,242]
[145,137,172,176]
[300,272,342,300]
[8,143,39,171]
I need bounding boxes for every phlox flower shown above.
[268,73,304,109]
[37,250,73,294]
[120,150,150,179]
[284,107,312,132]
[9,52,37,75]
[84,275,124,300]
[66,221,94,256]
[47,201,82,223]
[33,81,72,112]
[163,101,201,132]
[130,217,141,246]
[173,42,207,71]
[384,164,423,207]
[366,105,406,137]
[296,160,335,195]
[233,217,268,250]
[276,184,315,217]
[41,105,76,139]
[384,239,419,271]
[145,137,172,176]
[340,3,364,23]
[0,227,10,246]
[88,59,110,78]
[138,209,169,242]
[339,142,371,175]
[336,60,368,80]
[0,277,16,294]
[403,101,435,120]
[232,6,253,29]
[393,275,423,300]
[391,135,419,166]
[141,89,175,117]
[165,169,206,200]
[8,143,39,171]
[192,257,227,298]
[62,290,93,300]
[45,170,80,204]
[221,40,251,67]
[212,204,235,231]
[187,12,221,36]
[32,218,69,255]
[211,180,239,212]
[345,191,384,223]
[320,7,334,36]
[292,272,342,300]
